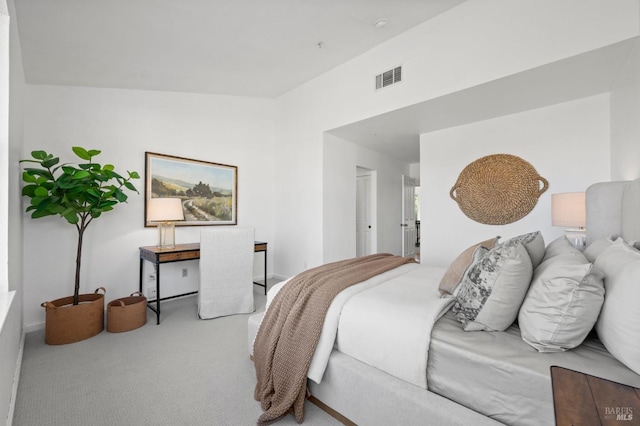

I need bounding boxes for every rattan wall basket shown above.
[450,154,548,225]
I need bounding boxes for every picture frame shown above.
[145,152,237,226]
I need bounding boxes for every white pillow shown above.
[594,239,640,374]
[452,242,533,332]
[543,235,584,261]
[583,236,617,263]
[518,254,604,352]
[500,231,545,268]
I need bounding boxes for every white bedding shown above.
[262,263,454,388]
[336,265,453,389]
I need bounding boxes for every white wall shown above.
[273,0,638,277]
[420,94,611,267]
[0,0,8,294]
[610,39,640,180]
[21,85,275,329]
[2,0,25,423]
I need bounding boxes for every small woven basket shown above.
[107,292,147,333]
[450,154,548,225]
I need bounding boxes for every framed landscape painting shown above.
[145,152,237,226]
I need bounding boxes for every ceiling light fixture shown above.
[374,18,388,28]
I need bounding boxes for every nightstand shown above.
[550,365,640,425]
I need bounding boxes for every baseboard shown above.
[6,331,25,426]
[22,322,44,334]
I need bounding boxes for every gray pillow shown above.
[583,236,617,263]
[543,235,584,262]
[518,254,604,352]
[500,231,545,268]
[453,242,533,332]
[594,238,640,375]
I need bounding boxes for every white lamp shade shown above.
[147,198,185,222]
[551,192,586,228]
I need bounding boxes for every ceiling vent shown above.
[375,66,402,90]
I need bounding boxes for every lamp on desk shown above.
[552,192,586,249]
[147,198,184,249]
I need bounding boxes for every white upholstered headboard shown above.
[586,178,640,246]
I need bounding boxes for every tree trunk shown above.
[74,226,85,305]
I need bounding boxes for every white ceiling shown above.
[13,0,464,98]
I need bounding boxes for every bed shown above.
[248,178,640,425]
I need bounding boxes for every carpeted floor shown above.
[13,284,341,426]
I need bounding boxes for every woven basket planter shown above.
[450,154,548,225]
[41,287,106,345]
[107,292,147,333]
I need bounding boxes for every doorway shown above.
[401,175,420,260]
[356,167,376,257]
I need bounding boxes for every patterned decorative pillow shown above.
[438,237,498,295]
[499,231,545,268]
[452,242,533,332]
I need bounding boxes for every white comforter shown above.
[264,263,454,389]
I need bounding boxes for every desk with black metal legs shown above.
[139,241,268,324]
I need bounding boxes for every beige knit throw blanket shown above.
[253,253,415,425]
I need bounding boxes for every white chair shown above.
[198,227,255,319]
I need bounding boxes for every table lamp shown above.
[552,192,586,249]
[147,198,185,249]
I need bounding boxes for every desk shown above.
[139,241,268,324]
[550,366,640,425]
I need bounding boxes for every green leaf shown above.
[35,176,51,185]
[87,149,101,157]
[31,150,48,160]
[86,188,101,198]
[49,204,67,214]
[30,196,47,206]
[23,168,54,180]
[21,185,38,197]
[22,171,37,183]
[31,197,51,212]
[57,179,79,190]
[129,171,140,179]
[72,170,91,179]
[41,157,60,168]
[103,164,114,171]
[114,188,128,202]
[31,209,53,219]
[62,210,79,224]
[61,166,78,175]
[34,186,49,197]
[124,181,138,192]
[72,147,91,161]
[95,200,116,210]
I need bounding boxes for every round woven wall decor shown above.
[450,154,548,225]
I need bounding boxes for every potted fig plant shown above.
[21,147,140,344]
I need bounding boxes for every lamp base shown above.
[565,228,586,251]
[157,222,176,249]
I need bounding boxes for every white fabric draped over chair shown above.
[198,227,255,319]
